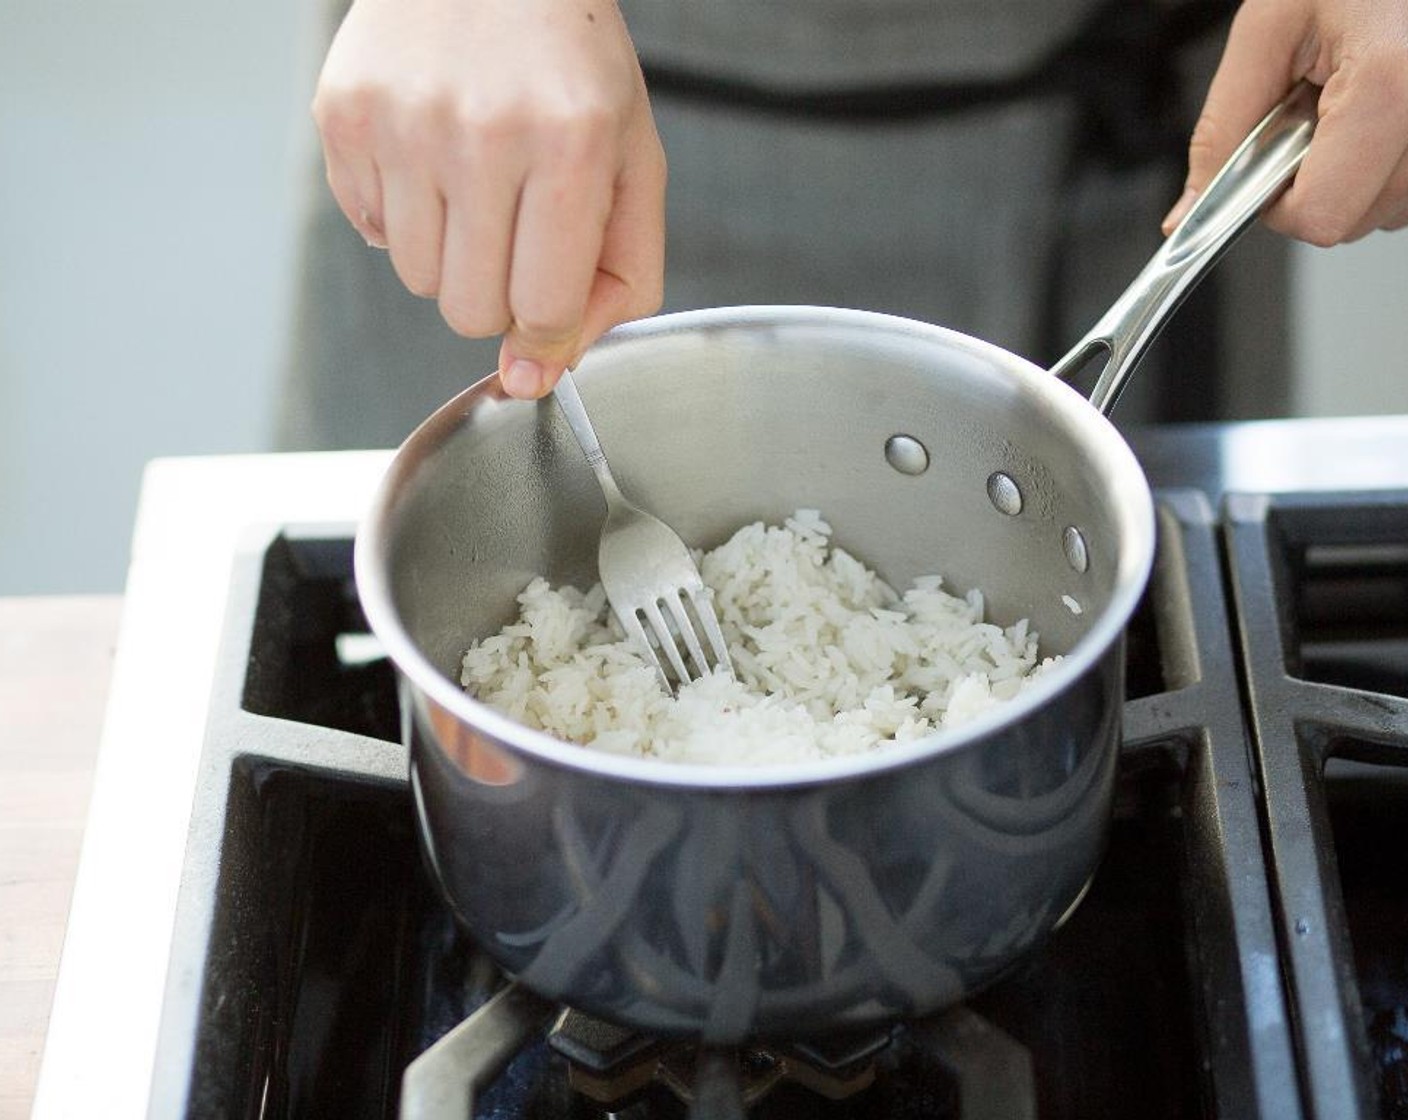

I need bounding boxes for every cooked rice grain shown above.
[460,510,1058,765]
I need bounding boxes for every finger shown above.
[500,154,616,394]
[1343,140,1408,239]
[1380,192,1408,232]
[1265,58,1408,246]
[312,89,388,246]
[436,163,521,339]
[1164,0,1313,233]
[1376,141,1408,231]
[574,134,667,359]
[323,148,387,247]
[380,169,446,298]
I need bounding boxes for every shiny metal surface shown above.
[353,81,1327,1047]
[911,1006,1036,1120]
[1051,83,1317,413]
[986,470,1024,516]
[883,433,931,475]
[552,370,733,689]
[400,983,555,1120]
[357,307,1154,1038]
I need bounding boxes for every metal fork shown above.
[552,371,735,691]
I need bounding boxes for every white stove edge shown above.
[30,451,393,1120]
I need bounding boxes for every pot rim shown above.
[355,305,1156,791]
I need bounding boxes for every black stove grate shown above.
[1224,491,1408,1120]
[146,493,1327,1118]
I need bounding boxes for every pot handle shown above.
[1049,81,1318,416]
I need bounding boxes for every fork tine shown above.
[556,372,738,693]
[641,599,692,686]
[662,590,711,679]
[688,586,735,678]
[617,608,671,691]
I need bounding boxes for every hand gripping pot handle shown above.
[1050,81,1319,415]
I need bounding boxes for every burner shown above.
[401,993,1032,1119]
[547,1010,895,1111]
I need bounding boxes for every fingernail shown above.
[1162,187,1198,234]
[501,358,545,398]
[358,206,388,249]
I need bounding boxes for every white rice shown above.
[460,510,1059,765]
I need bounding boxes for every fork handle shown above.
[553,371,624,500]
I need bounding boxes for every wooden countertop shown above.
[0,596,122,1120]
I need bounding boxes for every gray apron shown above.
[277,0,1271,451]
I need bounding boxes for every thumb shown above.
[497,325,579,400]
[1163,0,1311,234]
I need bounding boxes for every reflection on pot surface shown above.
[409,643,1120,1039]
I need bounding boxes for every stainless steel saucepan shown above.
[355,85,1317,1041]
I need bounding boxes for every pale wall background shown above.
[1,2,1405,593]
[0,0,319,593]
[1292,235,1408,417]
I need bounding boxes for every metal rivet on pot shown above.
[884,435,930,476]
[1062,525,1090,573]
[987,472,1023,516]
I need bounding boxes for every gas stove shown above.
[31,417,1408,1119]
